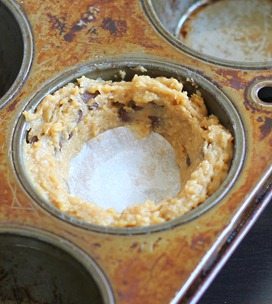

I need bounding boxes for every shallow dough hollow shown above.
[23,75,233,227]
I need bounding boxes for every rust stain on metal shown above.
[107,234,212,304]
[180,24,189,39]
[47,13,66,35]
[153,237,162,250]
[130,242,138,249]
[115,253,180,304]
[102,18,127,36]
[179,2,209,40]
[259,117,272,140]
[7,94,22,112]
[63,6,100,42]
[215,69,248,90]
[92,242,102,248]
[191,233,211,251]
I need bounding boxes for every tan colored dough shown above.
[23,75,233,227]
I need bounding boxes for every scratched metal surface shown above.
[0,0,271,303]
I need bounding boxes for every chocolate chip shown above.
[112,101,122,107]
[68,132,73,140]
[148,115,160,128]
[128,100,143,111]
[111,101,131,121]
[77,109,83,123]
[26,129,39,144]
[186,154,191,167]
[118,107,130,122]
[30,136,39,144]
[81,91,100,103]
[87,102,99,111]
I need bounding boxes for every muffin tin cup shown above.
[0,0,33,108]
[141,0,272,69]
[12,57,245,235]
[0,0,271,303]
[0,226,114,304]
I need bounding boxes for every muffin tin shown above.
[142,0,272,67]
[0,0,272,303]
[0,227,114,304]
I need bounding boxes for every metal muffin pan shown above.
[0,0,272,303]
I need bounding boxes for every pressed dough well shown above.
[23,75,233,227]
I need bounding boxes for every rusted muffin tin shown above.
[0,0,271,303]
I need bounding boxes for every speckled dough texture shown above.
[23,75,233,227]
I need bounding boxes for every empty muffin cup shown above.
[0,228,114,304]
[12,58,245,234]
[142,0,272,68]
[0,0,33,108]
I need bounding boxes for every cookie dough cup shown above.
[23,73,233,227]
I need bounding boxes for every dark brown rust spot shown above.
[153,237,162,249]
[7,95,21,112]
[92,243,101,248]
[215,69,247,90]
[26,129,39,144]
[130,242,138,249]
[191,233,211,251]
[180,27,188,39]
[259,117,272,140]
[64,32,74,42]
[102,18,127,36]
[64,6,99,42]
[47,13,66,35]
[179,16,192,40]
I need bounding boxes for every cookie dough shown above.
[23,75,233,227]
